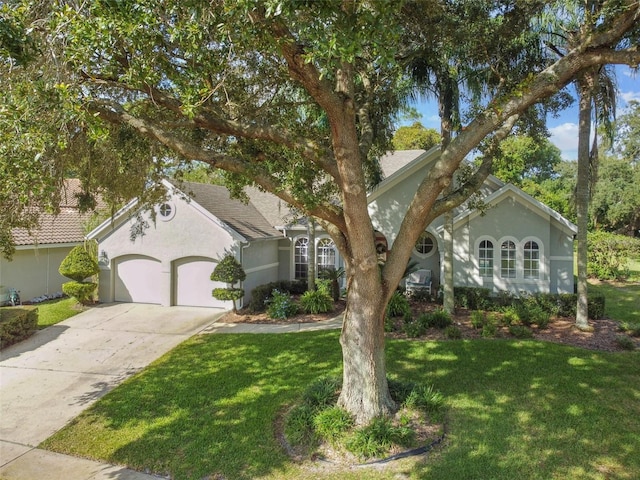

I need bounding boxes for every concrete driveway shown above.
[0,303,223,470]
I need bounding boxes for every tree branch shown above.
[90,101,346,228]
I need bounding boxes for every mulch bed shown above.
[217,299,636,352]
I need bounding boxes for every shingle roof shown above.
[12,179,101,247]
[176,181,282,240]
[379,149,427,178]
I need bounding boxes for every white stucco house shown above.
[0,179,98,304]
[88,148,577,309]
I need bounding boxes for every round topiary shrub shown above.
[211,254,246,313]
[59,245,100,282]
[62,281,98,305]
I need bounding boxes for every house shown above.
[88,180,284,308]
[88,148,577,308]
[368,149,577,295]
[0,179,99,303]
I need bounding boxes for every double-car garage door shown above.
[114,255,229,308]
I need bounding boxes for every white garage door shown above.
[114,256,163,304]
[174,257,230,308]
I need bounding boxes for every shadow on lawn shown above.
[386,340,640,480]
[84,330,343,480]
[48,332,640,480]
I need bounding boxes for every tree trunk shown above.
[443,208,455,313]
[338,269,396,425]
[307,218,316,291]
[575,75,594,331]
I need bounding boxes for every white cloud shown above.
[620,90,640,104]
[549,123,579,160]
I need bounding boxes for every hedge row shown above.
[453,287,605,320]
[0,307,38,349]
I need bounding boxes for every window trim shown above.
[476,237,495,278]
[522,237,543,280]
[499,237,517,279]
[293,236,309,280]
[414,231,437,259]
[157,202,176,221]
[317,237,337,272]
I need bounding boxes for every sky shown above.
[410,65,639,161]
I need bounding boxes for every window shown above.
[294,237,309,280]
[500,240,516,278]
[415,232,435,256]
[317,238,336,273]
[157,202,175,221]
[479,240,494,277]
[524,241,540,279]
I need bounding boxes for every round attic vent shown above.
[158,202,176,221]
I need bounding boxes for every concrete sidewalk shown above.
[0,304,342,480]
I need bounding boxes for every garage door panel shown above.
[115,256,163,304]
[174,257,231,308]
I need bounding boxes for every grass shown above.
[33,297,82,328]
[588,256,640,324]
[41,331,640,480]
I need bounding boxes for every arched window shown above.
[479,240,494,277]
[501,240,516,278]
[317,238,336,274]
[524,241,540,279]
[294,237,308,280]
[415,232,436,257]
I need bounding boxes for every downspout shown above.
[240,241,250,309]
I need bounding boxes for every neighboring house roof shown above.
[379,149,430,178]
[12,179,101,247]
[176,181,282,240]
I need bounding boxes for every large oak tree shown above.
[1,0,639,424]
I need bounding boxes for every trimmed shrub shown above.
[509,324,533,338]
[59,245,99,282]
[422,308,452,329]
[248,280,306,312]
[59,246,99,304]
[470,310,485,329]
[444,325,462,339]
[454,287,492,310]
[0,307,38,348]
[62,281,97,305]
[403,317,426,338]
[266,289,298,319]
[211,255,246,313]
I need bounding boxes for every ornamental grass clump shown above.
[299,279,333,314]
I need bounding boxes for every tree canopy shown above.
[2,0,639,423]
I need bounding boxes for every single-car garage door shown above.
[114,255,163,304]
[173,257,230,308]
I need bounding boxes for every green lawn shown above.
[42,332,640,480]
[34,297,82,328]
[589,256,640,324]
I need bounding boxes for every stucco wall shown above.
[0,245,77,302]
[242,240,280,304]
[458,194,554,294]
[95,193,238,306]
